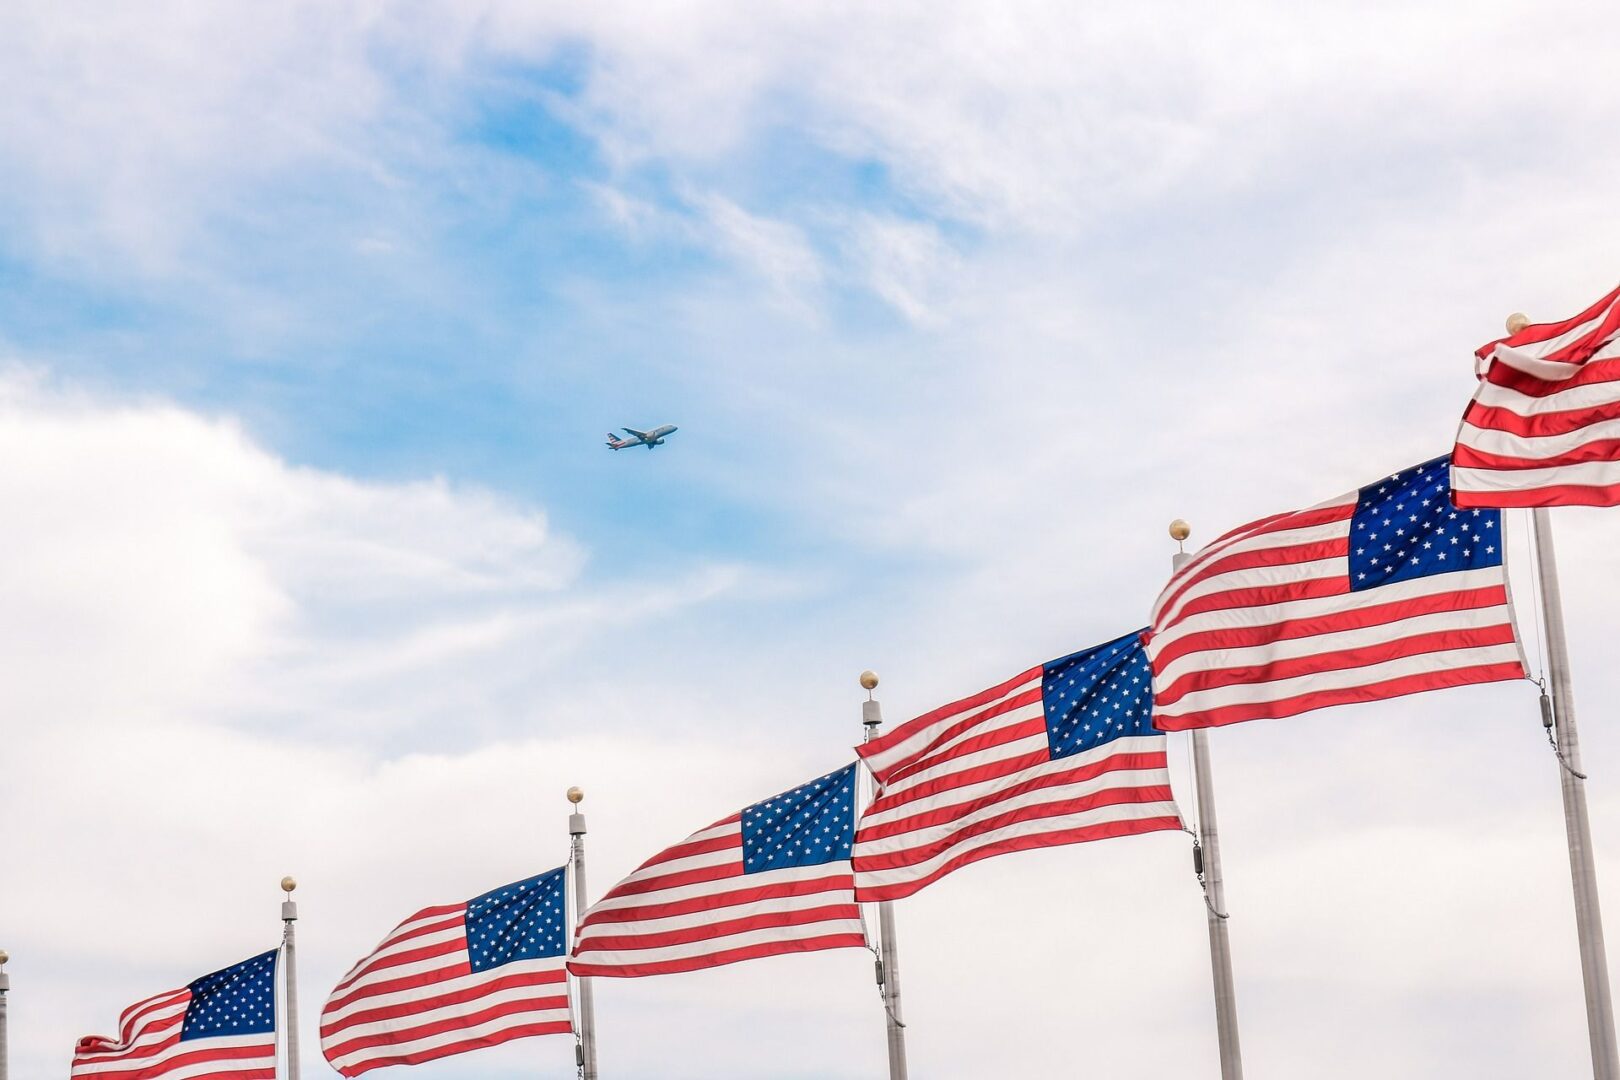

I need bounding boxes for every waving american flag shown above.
[569,764,867,977]
[1148,455,1526,730]
[321,869,573,1077]
[71,949,279,1080]
[1453,284,1620,507]
[853,630,1182,902]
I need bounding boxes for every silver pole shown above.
[1171,529,1244,1079]
[279,877,301,1080]
[567,787,599,1080]
[0,948,10,1080]
[1532,507,1619,1078]
[860,670,909,1080]
[1190,728,1243,1078]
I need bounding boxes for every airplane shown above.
[606,424,679,450]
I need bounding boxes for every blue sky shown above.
[6,3,1620,1078]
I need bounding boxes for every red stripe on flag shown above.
[1453,438,1620,472]
[1482,355,1620,397]
[853,783,1178,871]
[1452,482,1620,509]
[882,713,1046,791]
[580,876,853,927]
[860,666,1043,781]
[856,816,1184,902]
[1149,585,1509,671]
[324,992,570,1060]
[79,1042,278,1080]
[632,824,741,870]
[330,932,467,998]
[567,934,870,979]
[866,746,1053,817]
[1154,661,1526,730]
[1152,507,1353,623]
[1464,398,1620,440]
[321,969,565,1037]
[572,903,858,954]
[596,852,744,899]
[330,1021,575,1078]
[860,751,1170,841]
[1477,285,1620,363]
[1167,574,1350,624]
[1154,624,1519,706]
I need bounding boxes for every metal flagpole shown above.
[567,787,600,1080]
[0,948,10,1080]
[279,877,301,1080]
[1530,504,1619,1077]
[859,670,909,1080]
[1170,520,1244,1079]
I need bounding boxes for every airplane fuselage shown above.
[607,424,679,450]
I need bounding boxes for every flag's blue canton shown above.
[180,949,277,1040]
[465,867,569,972]
[1042,629,1156,759]
[741,763,856,875]
[1350,454,1503,593]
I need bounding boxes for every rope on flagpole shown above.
[1180,732,1200,830]
[861,937,908,1029]
[1543,689,1590,780]
[854,889,902,1023]
[1182,828,1230,920]
[1522,508,1552,687]
[1523,511,1587,780]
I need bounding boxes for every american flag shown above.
[71,949,278,1080]
[1147,454,1526,730]
[852,630,1183,903]
[1453,284,1620,507]
[568,764,867,977]
[320,868,572,1077]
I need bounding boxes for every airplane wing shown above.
[623,427,651,440]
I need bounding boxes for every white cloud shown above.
[0,3,400,275]
[690,192,825,315]
[0,370,586,729]
[843,215,957,326]
[6,0,1619,323]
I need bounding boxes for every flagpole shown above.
[1171,521,1244,1079]
[568,787,600,1080]
[279,877,301,1080]
[1530,505,1619,1077]
[0,948,10,1080]
[860,670,909,1080]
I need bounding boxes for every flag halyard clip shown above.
[1184,826,1230,920]
[862,937,908,1029]
[1540,686,1589,781]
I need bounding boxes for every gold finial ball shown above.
[0,948,9,965]
[859,670,879,691]
[1169,519,1192,542]
[567,786,584,805]
[1506,312,1530,334]
[280,876,297,894]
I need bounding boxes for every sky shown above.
[4,1,1620,1077]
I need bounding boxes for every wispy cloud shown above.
[688,191,825,315]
